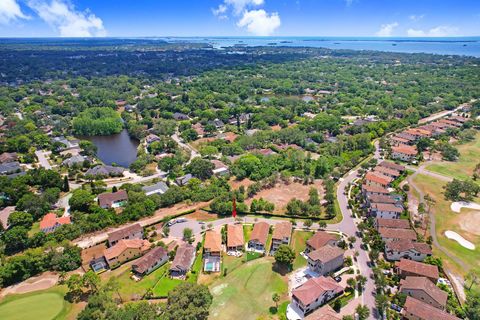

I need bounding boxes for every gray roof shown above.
[176,173,193,186]
[142,181,169,195]
[62,155,89,166]
[0,162,22,175]
[85,165,124,177]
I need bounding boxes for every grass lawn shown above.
[426,132,480,181]
[0,286,71,320]
[412,174,480,276]
[209,258,288,320]
[291,230,313,269]
[152,276,184,297]
[28,222,40,237]
[107,263,168,301]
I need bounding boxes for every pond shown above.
[78,129,139,168]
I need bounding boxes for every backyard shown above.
[291,230,313,269]
[425,132,480,181]
[209,258,288,320]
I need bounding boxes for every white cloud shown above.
[225,0,264,15]
[0,0,29,25]
[375,22,399,37]
[212,4,228,20]
[407,25,459,37]
[237,9,280,36]
[27,0,106,37]
[409,14,424,22]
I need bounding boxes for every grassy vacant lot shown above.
[291,230,313,269]
[209,258,288,320]
[412,174,480,276]
[426,132,480,181]
[0,286,71,320]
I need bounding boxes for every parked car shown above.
[334,276,342,283]
[390,303,402,312]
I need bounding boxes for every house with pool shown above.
[203,230,222,272]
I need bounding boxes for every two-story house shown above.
[307,245,345,275]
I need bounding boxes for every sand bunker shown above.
[458,211,480,236]
[445,231,476,250]
[450,201,480,213]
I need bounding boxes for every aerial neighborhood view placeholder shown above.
[0,0,479,319]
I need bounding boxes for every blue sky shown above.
[0,0,479,37]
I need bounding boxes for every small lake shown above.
[78,129,139,168]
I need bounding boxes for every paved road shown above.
[334,141,380,320]
[35,150,52,170]
[172,132,200,162]
[417,104,465,125]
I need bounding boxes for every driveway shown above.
[35,150,52,170]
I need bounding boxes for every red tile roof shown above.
[371,203,403,213]
[379,227,417,240]
[204,230,222,253]
[386,239,432,255]
[378,161,406,172]
[39,213,71,231]
[365,172,392,186]
[402,297,460,320]
[132,246,168,274]
[306,231,337,251]
[272,221,292,241]
[250,222,269,245]
[98,190,128,207]
[395,259,439,280]
[293,276,343,306]
[104,239,151,261]
[307,244,345,263]
[376,218,410,229]
[227,224,244,248]
[362,184,390,194]
[392,145,417,156]
[304,305,341,320]
[400,277,448,307]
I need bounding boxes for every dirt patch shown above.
[245,180,323,213]
[228,177,254,190]
[183,210,218,221]
[457,210,480,236]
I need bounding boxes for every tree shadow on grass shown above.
[272,262,291,276]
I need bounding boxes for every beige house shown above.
[226,224,244,252]
[305,231,337,254]
[400,277,448,310]
[307,244,345,275]
[103,239,151,268]
[271,221,292,252]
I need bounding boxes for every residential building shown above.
[142,181,169,196]
[402,297,460,320]
[364,172,392,188]
[62,154,90,167]
[107,223,143,246]
[98,190,129,209]
[208,118,225,130]
[385,239,432,261]
[0,152,18,163]
[400,277,448,310]
[132,246,168,276]
[211,159,229,176]
[366,194,401,206]
[81,244,108,272]
[173,112,190,120]
[145,134,161,145]
[170,243,196,277]
[0,206,15,230]
[305,231,337,254]
[393,133,417,145]
[378,161,406,173]
[226,224,244,252]
[85,165,124,178]
[391,136,411,147]
[304,305,341,320]
[307,245,345,275]
[40,213,71,233]
[395,259,440,282]
[204,230,222,257]
[0,162,22,176]
[373,165,401,178]
[370,203,403,219]
[103,239,151,268]
[391,145,418,162]
[271,221,292,252]
[248,222,269,252]
[375,218,410,230]
[176,173,193,186]
[361,184,390,197]
[291,276,344,317]
[378,227,417,242]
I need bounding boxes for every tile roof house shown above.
[391,145,418,162]
[145,134,161,145]
[305,231,337,254]
[385,239,432,261]
[364,172,392,188]
[292,276,344,317]
[395,259,440,282]
[107,223,143,246]
[170,243,196,277]
[176,173,193,186]
[173,112,190,120]
[375,218,410,230]
[62,154,90,167]
[307,245,345,275]
[85,165,124,178]
[40,213,71,233]
[0,162,23,176]
[142,181,169,196]
[402,296,461,320]
[378,227,417,242]
[366,194,400,206]
[271,221,292,252]
[81,243,108,272]
[370,203,403,219]
[98,190,129,209]
[103,239,151,268]
[400,277,448,310]
[211,160,229,176]
[0,152,18,163]
[132,246,168,276]
[227,224,244,252]
[373,165,401,178]
[204,230,222,256]
[304,305,341,320]
[248,222,270,252]
[0,206,15,230]
[361,184,390,197]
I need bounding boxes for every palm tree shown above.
[272,293,280,308]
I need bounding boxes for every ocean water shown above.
[161,36,480,57]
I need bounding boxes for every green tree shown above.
[7,211,33,228]
[186,158,214,180]
[272,293,280,308]
[69,189,95,212]
[274,245,295,267]
[63,176,69,192]
[162,283,213,320]
[355,304,370,320]
[465,290,480,320]
[183,228,193,243]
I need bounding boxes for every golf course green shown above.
[0,292,66,320]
